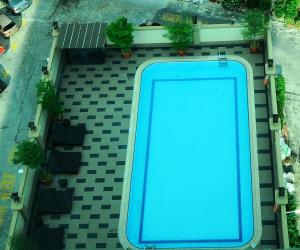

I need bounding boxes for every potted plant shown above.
[242,10,267,53]
[106,17,134,59]
[36,79,63,120]
[38,169,54,185]
[10,233,35,250]
[13,140,53,185]
[13,140,44,169]
[165,20,194,56]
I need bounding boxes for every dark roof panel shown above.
[57,22,107,49]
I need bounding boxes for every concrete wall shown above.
[106,23,264,47]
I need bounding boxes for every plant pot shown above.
[250,46,258,54]
[177,50,186,56]
[39,170,54,185]
[39,177,53,186]
[54,113,64,122]
[122,50,132,59]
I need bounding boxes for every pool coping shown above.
[119,56,262,250]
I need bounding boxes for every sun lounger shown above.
[37,188,74,215]
[51,123,85,146]
[48,149,81,174]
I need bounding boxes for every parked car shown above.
[1,0,30,14]
[0,78,7,93]
[0,13,18,37]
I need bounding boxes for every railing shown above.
[265,21,290,249]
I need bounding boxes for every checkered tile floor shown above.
[41,45,279,249]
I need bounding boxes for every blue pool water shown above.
[125,60,255,249]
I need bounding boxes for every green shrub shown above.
[165,21,193,51]
[275,75,286,126]
[242,10,267,48]
[287,193,297,212]
[106,17,133,53]
[36,79,63,117]
[286,192,300,247]
[285,17,295,26]
[12,141,43,169]
[284,0,298,19]
[10,233,35,250]
[274,1,285,18]
[221,0,245,10]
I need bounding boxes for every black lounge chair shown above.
[27,226,64,250]
[48,149,81,174]
[37,188,74,215]
[51,123,85,146]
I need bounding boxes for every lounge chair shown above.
[47,149,81,174]
[27,226,64,250]
[51,123,85,146]
[37,188,74,215]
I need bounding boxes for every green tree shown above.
[106,17,133,54]
[275,75,286,126]
[165,21,193,52]
[284,0,298,19]
[242,10,267,49]
[12,140,43,169]
[36,79,63,117]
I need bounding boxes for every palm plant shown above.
[242,9,267,52]
[12,140,43,169]
[165,20,194,55]
[106,17,134,57]
[36,79,63,118]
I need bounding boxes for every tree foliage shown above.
[106,17,133,53]
[242,10,267,48]
[12,141,43,169]
[36,79,63,117]
[165,21,193,51]
[275,75,286,126]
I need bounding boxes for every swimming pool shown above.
[119,56,261,250]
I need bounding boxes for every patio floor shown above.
[41,45,279,249]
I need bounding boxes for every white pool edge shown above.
[118,56,262,250]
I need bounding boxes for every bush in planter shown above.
[275,75,285,126]
[287,193,300,247]
[38,168,54,185]
[36,79,63,117]
[274,0,285,18]
[241,10,267,51]
[106,17,133,56]
[12,140,43,169]
[10,233,35,250]
[165,20,193,55]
